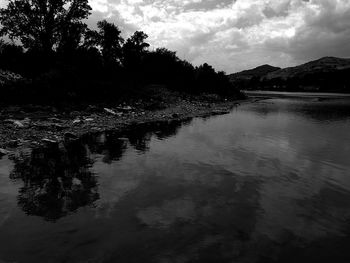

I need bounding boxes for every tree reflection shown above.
[154,119,191,140]
[124,120,188,152]
[8,119,186,221]
[9,141,99,221]
[82,133,128,164]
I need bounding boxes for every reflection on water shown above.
[1,95,350,262]
[3,120,187,222]
[9,141,99,221]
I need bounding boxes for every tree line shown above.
[0,0,242,104]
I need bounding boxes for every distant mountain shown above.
[229,64,280,82]
[264,57,350,80]
[230,57,350,92]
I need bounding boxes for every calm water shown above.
[1,94,350,263]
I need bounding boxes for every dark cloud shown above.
[262,0,292,18]
[263,1,350,64]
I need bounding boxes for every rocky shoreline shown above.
[0,96,247,155]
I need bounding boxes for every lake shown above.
[1,93,350,263]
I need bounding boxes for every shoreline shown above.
[0,97,249,155]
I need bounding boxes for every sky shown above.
[2,0,350,73]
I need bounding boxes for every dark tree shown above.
[84,20,124,64]
[140,48,195,90]
[122,31,150,70]
[0,40,24,72]
[124,31,150,53]
[0,0,91,53]
[195,63,216,92]
[9,141,99,221]
[58,22,87,53]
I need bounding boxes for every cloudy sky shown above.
[1,0,350,73]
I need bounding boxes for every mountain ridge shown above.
[229,64,281,82]
[264,57,350,80]
[229,56,350,92]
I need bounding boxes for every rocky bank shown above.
[0,93,245,155]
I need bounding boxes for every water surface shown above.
[1,94,350,262]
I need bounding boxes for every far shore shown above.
[244,90,350,98]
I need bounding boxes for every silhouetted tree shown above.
[0,0,91,53]
[84,20,124,65]
[58,22,87,54]
[0,6,244,104]
[195,63,216,92]
[141,48,178,84]
[140,48,196,91]
[0,40,24,72]
[122,31,150,70]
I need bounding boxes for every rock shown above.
[42,138,58,145]
[13,120,25,128]
[7,139,20,148]
[64,132,78,140]
[22,118,31,125]
[72,119,81,124]
[49,117,61,123]
[84,118,94,122]
[30,141,41,147]
[4,119,27,128]
[104,108,117,115]
[51,123,67,131]
[0,148,9,156]
[72,178,82,186]
[116,106,133,112]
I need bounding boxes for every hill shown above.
[264,57,350,80]
[229,64,280,82]
[230,57,350,92]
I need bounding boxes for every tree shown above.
[58,22,87,53]
[0,40,24,72]
[0,0,91,53]
[122,31,150,69]
[141,48,180,84]
[124,31,150,53]
[84,20,124,64]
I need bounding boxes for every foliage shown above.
[122,31,150,70]
[84,20,124,65]
[0,41,25,72]
[0,0,91,52]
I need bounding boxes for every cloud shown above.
[87,0,350,72]
[263,0,350,65]
[1,0,350,72]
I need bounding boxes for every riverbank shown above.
[244,90,350,99]
[0,89,246,155]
